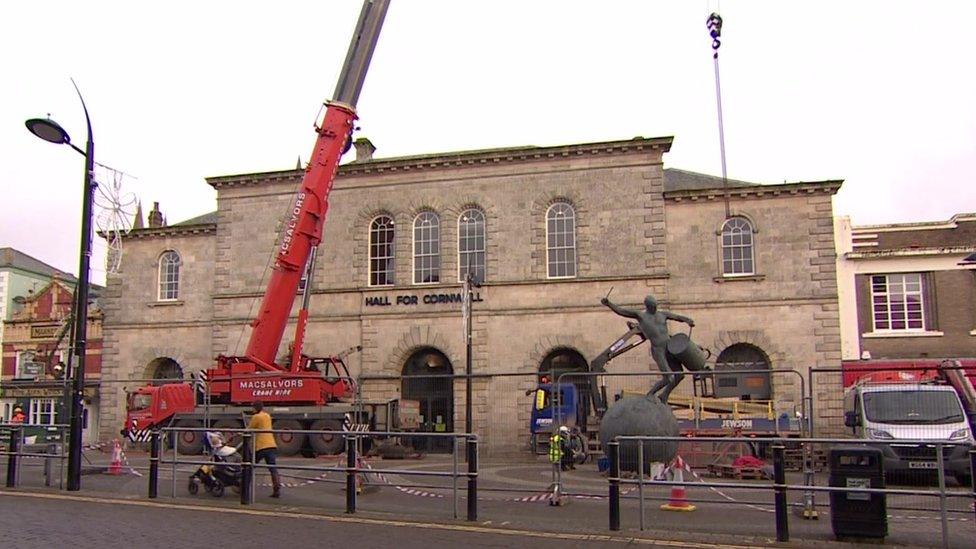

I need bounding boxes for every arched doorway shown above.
[146,357,184,386]
[714,343,772,400]
[402,348,453,452]
[539,348,591,432]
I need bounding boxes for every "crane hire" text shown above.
[238,379,305,390]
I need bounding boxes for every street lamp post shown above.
[25,79,95,491]
[462,270,481,435]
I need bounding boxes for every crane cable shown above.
[707,11,732,220]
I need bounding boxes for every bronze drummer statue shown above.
[600,295,700,403]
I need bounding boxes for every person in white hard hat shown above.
[558,426,575,471]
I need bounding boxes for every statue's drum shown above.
[599,396,679,473]
[666,332,710,371]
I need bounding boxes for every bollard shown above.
[44,443,56,487]
[970,450,976,526]
[466,437,478,522]
[608,440,620,531]
[936,444,948,549]
[6,426,21,488]
[240,433,253,505]
[773,444,789,542]
[149,430,160,499]
[346,435,357,514]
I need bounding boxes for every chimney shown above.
[148,201,165,228]
[354,137,376,162]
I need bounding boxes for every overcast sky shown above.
[3,1,974,284]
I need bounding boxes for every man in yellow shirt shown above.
[248,401,281,498]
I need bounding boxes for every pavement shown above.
[2,448,973,548]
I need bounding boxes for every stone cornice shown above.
[664,180,843,202]
[852,212,976,233]
[846,245,976,260]
[117,223,216,241]
[206,136,674,190]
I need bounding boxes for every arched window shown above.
[720,217,755,276]
[546,202,576,278]
[369,216,395,286]
[413,212,440,284]
[458,209,486,283]
[158,250,181,300]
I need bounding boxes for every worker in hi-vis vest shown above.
[550,426,574,471]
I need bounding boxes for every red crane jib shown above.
[246,103,356,369]
[202,103,357,405]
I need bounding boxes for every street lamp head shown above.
[25,117,71,145]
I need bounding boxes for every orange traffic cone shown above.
[660,455,696,512]
[108,439,123,475]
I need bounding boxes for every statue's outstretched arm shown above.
[665,311,695,326]
[601,298,640,319]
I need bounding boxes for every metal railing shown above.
[606,435,976,548]
[150,426,478,521]
[1,423,69,489]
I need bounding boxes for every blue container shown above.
[598,456,610,472]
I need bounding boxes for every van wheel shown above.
[274,419,306,456]
[309,419,344,455]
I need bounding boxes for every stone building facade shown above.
[99,136,843,450]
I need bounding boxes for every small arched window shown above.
[720,217,755,276]
[458,209,486,283]
[369,216,395,286]
[413,212,441,284]
[158,250,181,300]
[546,202,576,278]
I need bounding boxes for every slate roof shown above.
[172,211,218,226]
[0,248,76,283]
[663,168,758,193]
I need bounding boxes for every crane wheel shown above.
[309,419,344,455]
[274,419,306,456]
[174,419,205,455]
[212,420,243,447]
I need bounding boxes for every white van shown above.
[844,382,973,485]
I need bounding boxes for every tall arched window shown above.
[369,216,395,286]
[158,250,181,300]
[720,217,755,276]
[546,202,576,278]
[458,209,485,283]
[413,212,441,284]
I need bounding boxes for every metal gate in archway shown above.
[402,347,454,452]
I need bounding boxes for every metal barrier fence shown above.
[152,426,478,521]
[6,367,973,545]
[1,423,69,489]
[607,435,976,548]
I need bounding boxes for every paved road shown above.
[0,492,747,549]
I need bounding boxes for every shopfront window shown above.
[30,398,57,425]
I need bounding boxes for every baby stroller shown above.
[188,432,242,497]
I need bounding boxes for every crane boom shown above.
[245,0,390,368]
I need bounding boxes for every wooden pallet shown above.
[708,463,766,480]
[784,449,827,472]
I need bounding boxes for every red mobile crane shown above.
[123,0,416,456]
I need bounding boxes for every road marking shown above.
[0,490,754,548]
